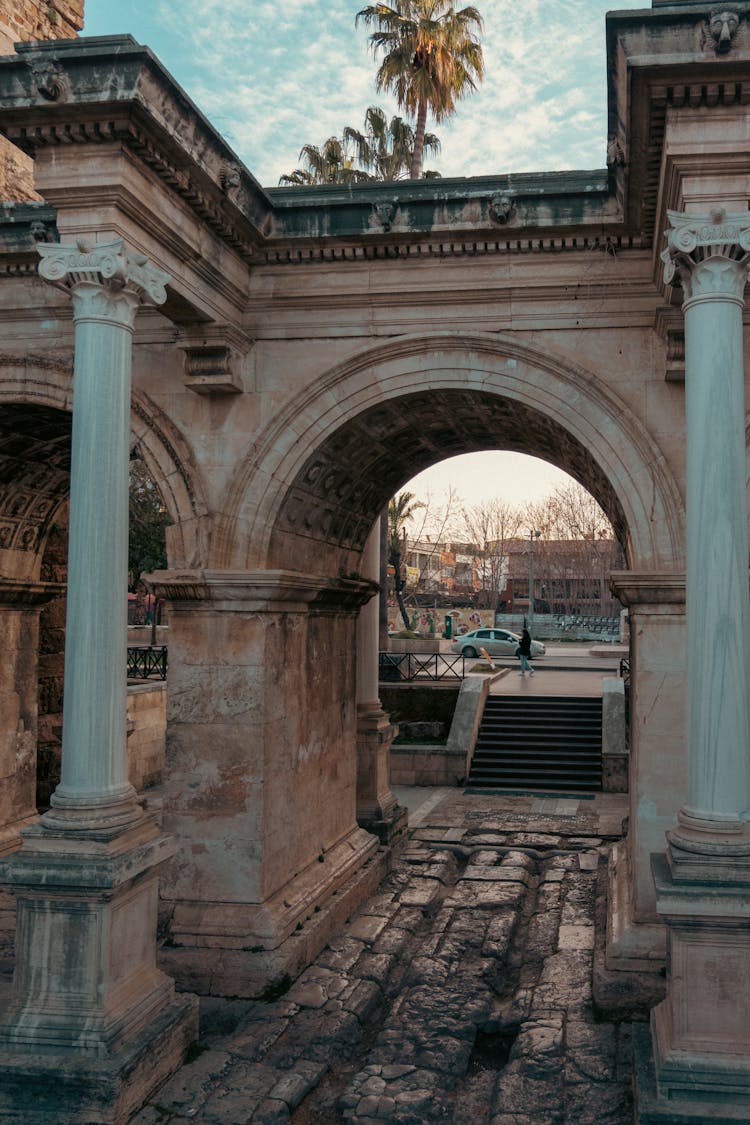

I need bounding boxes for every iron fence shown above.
[379,651,465,682]
[127,645,168,681]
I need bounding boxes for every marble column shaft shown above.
[37,239,169,830]
[662,210,750,848]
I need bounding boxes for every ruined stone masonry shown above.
[0,0,83,200]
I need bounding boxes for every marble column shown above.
[0,240,197,1124]
[635,211,750,1120]
[661,210,750,859]
[36,239,171,832]
[356,521,405,842]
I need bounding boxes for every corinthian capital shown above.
[37,238,170,326]
[661,208,750,302]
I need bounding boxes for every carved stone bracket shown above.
[181,344,242,394]
[654,307,686,382]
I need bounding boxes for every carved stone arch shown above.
[0,354,73,581]
[0,360,210,577]
[221,332,685,576]
[130,390,210,569]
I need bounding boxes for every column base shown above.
[606,840,666,972]
[359,802,409,845]
[356,705,401,839]
[0,992,198,1125]
[0,814,198,1120]
[641,853,750,1113]
[633,1023,750,1124]
[161,825,388,997]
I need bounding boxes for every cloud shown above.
[86,0,647,186]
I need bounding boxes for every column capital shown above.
[37,238,170,328]
[661,208,750,303]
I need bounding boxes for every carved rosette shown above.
[661,208,750,303]
[37,238,170,328]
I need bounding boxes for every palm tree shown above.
[388,491,424,628]
[281,107,440,186]
[344,105,441,180]
[279,136,372,186]
[356,1,484,178]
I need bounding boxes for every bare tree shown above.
[459,499,523,608]
[522,484,622,616]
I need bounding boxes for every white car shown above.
[450,628,546,660]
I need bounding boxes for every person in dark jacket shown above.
[518,626,534,676]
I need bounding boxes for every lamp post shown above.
[528,529,541,631]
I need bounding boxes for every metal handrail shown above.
[127,645,168,681]
[379,651,465,682]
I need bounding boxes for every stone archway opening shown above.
[268,387,629,577]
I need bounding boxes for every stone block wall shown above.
[390,743,466,787]
[0,1,84,201]
[127,682,166,792]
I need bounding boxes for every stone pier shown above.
[356,520,407,843]
[0,240,197,1124]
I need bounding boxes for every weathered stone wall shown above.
[127,682,166,792]
[0,0,84,201]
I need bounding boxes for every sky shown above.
[83,0,647,511]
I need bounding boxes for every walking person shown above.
[518,625,535,676]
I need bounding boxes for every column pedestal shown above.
[0,240,198,1122]
[0,818,198,1124]
[634,856,750,1123]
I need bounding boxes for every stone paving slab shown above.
[133,789,639,1124]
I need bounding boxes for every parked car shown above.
[450,628,546,659]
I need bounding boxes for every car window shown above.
[475,630,491,639]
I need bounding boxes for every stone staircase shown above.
[468,695,603,792]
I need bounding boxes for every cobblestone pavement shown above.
[133,789,636,1124]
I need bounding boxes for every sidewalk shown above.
[490,668,614,699]
[133,787,635,1124]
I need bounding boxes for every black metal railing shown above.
[379,651,465,682]
[127,645,168,681]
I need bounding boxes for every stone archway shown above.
[153,332,688,996]
[222,333,684,577]
[0,366,209,852]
